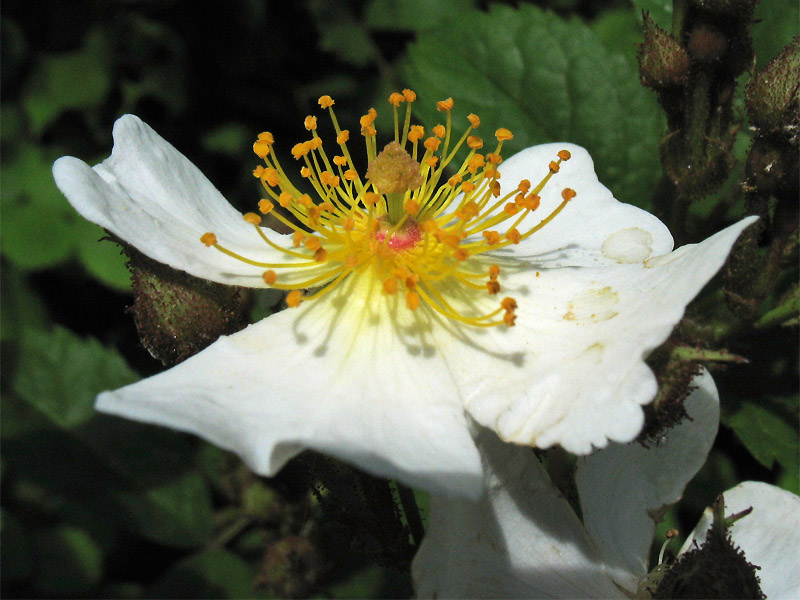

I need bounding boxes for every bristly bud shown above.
[745,37,800,139]
[256,536,322,599]
[653,494,765,599]
[638,13,692,89]
[126,246,250,366]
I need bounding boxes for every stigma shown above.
[201,91,576,328]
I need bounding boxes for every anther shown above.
[402,89,416,102]
[200,232,217,247]
[304,116,317,131]
[262,270,277,284]
[286,290,303,308]
[562,188,577,201]
[467,113,480,128]
[437,97,454,112]
[406,290,421,310]
[258,199,274,214]
[318,95,334,108]
[549,161,560,173]
[495,128,514,141]
[557,149,571,160]
[388,92,405,106]
[243,212,262,225]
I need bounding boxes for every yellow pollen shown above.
[205,94,576,328]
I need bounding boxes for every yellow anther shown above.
[257,132,274,144]
[292,231,305,247]
[258,199,274,214]
[402,89,417,102]
[344,169,358,181]
[320,171,337,187]
[433,124,446,138]
[300,166,311,178]
[361,125,377,137]
[291,142,310,159]
[364,192,380,206]
[253,141,270,158]
[462,181,476,193]
[314,247,328,262]
[495,128,514,141]
[506,228,522,244]
[244,212,262,225]
[253,165,265,178]
[424,137,441,151]
[278,192,293,207]
[318,95,335,108]
[557,149,572,161]
[383,277,398,295]
[305,116,318,131]
[200,232,217,246]
[298,194,313,207]
[360,109,377,127]
[408,125,425,143]
[467,113,480,128]
[309,137,323,150]
[337,130,350,144]
[467,135,484,149]
[562,188,577,201]
[406,290,420,310]
[483,230,501,245]
[388,92,405,106]
[262,270,277,284]
[319,202,334,213]
[333,155,348,166]
[549,161,560,173]
[286,290,303,308]
[467,154,485,173]
[437,97,454,111]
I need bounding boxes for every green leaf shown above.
[31,525,104,596]
[630,0,674,31]
[404,4,664,209]
[752,1,800,69]
[77,222,132,292]
[307,0,374,67]
[591,7,644,66]
[14,327,139,429]
[365,0,477,32]
[1,510,34,582]
[148,549,254,599]
[724,399,799,474]
[22,29,111,136]
[0,265,49,343]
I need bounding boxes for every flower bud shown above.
[637,13,691,88]
[745,38,800,135]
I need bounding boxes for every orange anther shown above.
[337,130,350,144]
[557,149,571,161]
[467,135,484,149]
[286,290,303,308]
[488,264,500,279]
[243,212,262,225]
[361,125,377,137]
[562,188,577,201]
[486,153,503,164]
[503,312,517,327]
[292,231,305,247]
[506,228,521,244]
[495,128,513,141]
[309,137,323,150]
[424,156,439,167]
[253,165,265,178]
[360,108,377,127]
[343,217,355,231]
[517,179,531,193]
[388,92,405,106]
[313,247,328,262]
[467,113,480,128]
[345,254,359,268]
[424,137,441,151]
[483,231,501,245]
[402,89,417,102]
[433,124,446,138]
[298,194,313,207]
[408,125,425,143]
[262,270,277,284]
[501,297,518,311]
[333,155,348,166]
[304,115,317,131]
[461,181,476,193]
[344,169,358,181]
[304,236,322,251]
[519,194,540,211]
[405,199,420,215]
[278,192,293,207]
[437,97,454,112]
[457,201,479,220]
[406,290,420,310]
[253,141,270,158]
[504,202,520,215]
[258,199,274,214]
[291,142,310,159]
[200,232,217,246]
[318,95,335,108]
[486,280,501,295]
[383,277,398,295]
[300,166,311,178]
[454,248,469,261]
[448,174,463,187]
[549,161,560,173]
[261,168,280,187]
[257,132,274,144]
[364,192,380,206]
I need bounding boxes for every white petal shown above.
[412,427,623,599]
[681,481,800,599]
[53,115,306,287]
[574,369,720,593]
[495,144,674,266]
[458,216,756,454]
[95,267,483,497]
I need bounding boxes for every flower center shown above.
[200,91,575,328]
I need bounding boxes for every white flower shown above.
[53,94,755,497]
[413,370,800,599]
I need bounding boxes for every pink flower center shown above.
[374,219,422,251]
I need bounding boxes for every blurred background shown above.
[2,0,797,597]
